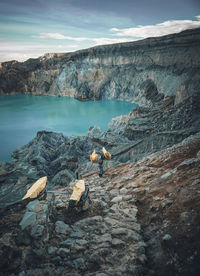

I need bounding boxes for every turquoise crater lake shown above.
[0,95,137,162]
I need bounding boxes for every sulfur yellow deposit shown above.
[70,180,85,204]
[22,176,47,200]
[103,147,111,160]
[90,150,98,163]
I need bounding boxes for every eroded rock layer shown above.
[0,28,200,106]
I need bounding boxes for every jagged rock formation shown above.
[0,28,200,106]
[0,133,199,275]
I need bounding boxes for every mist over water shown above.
[0,95,137,161]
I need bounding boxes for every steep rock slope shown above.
[0,133,199,275]
[0,28,200,105]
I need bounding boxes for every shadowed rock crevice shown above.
[139,79,164,103]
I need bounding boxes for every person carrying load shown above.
[90,147,111,177]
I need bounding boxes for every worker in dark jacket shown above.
[90,148,111,178]
[98,154,104,177]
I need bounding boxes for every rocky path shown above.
[0,165,146,276]
[0,133,200,275]
[41,168,146,276]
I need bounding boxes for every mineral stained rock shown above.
[0,28,200,106]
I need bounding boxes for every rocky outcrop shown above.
[0,132,199,275]
[0,28,200,105]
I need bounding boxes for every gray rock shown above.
[73,257,86,270]
[121,207,137,218]
[98,247,112,257]
[70,231,85,238]
[177,158,199,169]
[111,238,125,247]
[77,216,103,226]
[110,204,119,213]
[60,239,75,247]
[104,217,120,227]
[51,256,62,265]
[119,188,128,195]
[20,211,37,230]
[111,196,123,203]
[25,248,45,265]
[15,229,31,246]
[109,189,119,196]
[48,246,58,255]
[123,195,133,201]
[95,242,111,249]
[161,199,173,208]
[76,239,88,246]
[87,126,104,138]
[138,241,148,248]
[26,199,40,212]
[88,253,103,267]
[52,169,74,186]
[163,234,172,241]
[97,233,112,243]
[19,271,26,276]
[55,221,71,235]
[160,169,177,179]
[58,248,70,258]
[111,228,127,236]
[30,224,45,239]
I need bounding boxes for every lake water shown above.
[0,95,137,162]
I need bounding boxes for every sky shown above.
[0,0,200,62]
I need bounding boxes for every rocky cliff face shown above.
[0,28,200,106]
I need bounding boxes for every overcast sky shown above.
[0,0,200,62]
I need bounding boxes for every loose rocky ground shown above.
[0,133,199,275]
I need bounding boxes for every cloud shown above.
[110,16,200,38]
[2,16,200,62]
[0,35,130,62]
[0,41,78,62]
[33,33,132,45]
[33,33,87,41]
[92,37,131,45]
[33,16,200,47]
